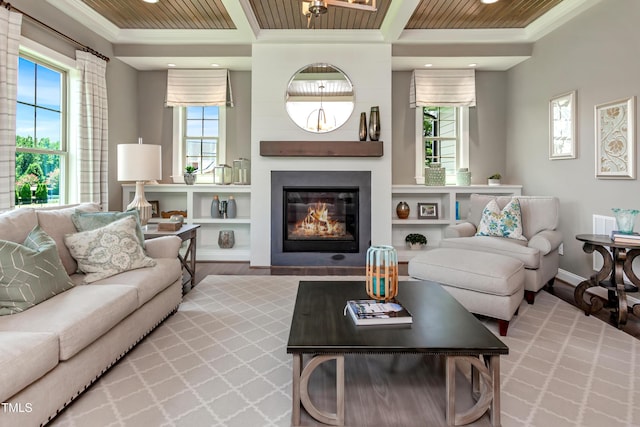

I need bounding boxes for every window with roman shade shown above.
[410,69,475,184]
[166,69,234,183]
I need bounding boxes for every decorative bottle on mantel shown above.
[369,106,380,141]
[359,112,367,141]
[227,195,237,219]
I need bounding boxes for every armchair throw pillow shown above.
[476,198,527,241]
[0,226,75,316]
[64,216,156,284]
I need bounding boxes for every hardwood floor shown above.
[193,261,640,340]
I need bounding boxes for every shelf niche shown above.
[260,140,383,157]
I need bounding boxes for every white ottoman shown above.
[408,248,525,336]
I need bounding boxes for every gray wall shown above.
[391,70,508,185]
[506,0,640,278]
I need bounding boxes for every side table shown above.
[574,234,640,327]
[144,224,200,294]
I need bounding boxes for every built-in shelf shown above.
[260,140,383,157]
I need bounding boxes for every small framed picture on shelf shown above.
[149,200,160,218]
[417,203,438,219]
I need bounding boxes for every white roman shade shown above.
[410,69,476,107]
[165,69,234,107]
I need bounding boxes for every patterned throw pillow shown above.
[0,226,75,316]
[64,216,156,284]
[475,198,527,241]
[71,210,145,247]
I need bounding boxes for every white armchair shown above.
[441,194,562,304]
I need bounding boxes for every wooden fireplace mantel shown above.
[259,140,383,157]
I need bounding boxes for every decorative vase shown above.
[227,196,237,219]
[365,245,398,301]
[408,243,425,250]
[184,173,196,185]
[612,208,640,234]
[488,178,501,186]
[369,106,380,141]
[396,201,410,219]
[456,168,471,186]
[211,195,220,218]
[218,230,235,248]
[359,112,367,141]
[425,163,446,186]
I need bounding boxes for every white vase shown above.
[408,243,425,250]
[488,179,501,186]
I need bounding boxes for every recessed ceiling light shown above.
[424,63,433,67]
[468,63,477,67]
[168,63,176,67]
[481,0,498,4]
[143,0,159,4]
[210,63,220,67]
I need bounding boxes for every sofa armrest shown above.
[527,230,563,255]
[444,222,477,238]
[144,236,182,259]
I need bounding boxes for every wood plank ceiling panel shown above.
[405,0,563,29]
[248,0,391,30]
[80,0,236,29]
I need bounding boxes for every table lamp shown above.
[117,139,162,226]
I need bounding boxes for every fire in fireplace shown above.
[283,188,358,253]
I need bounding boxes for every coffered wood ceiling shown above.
[48,0,599,70]
[79,0,562,31]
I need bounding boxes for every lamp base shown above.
[126,181,152,225]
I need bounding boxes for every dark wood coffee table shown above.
[286,280,508,426]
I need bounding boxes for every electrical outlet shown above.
[558,243,564,256]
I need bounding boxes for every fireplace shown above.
[271,171,371,266]
[283,188,358,253]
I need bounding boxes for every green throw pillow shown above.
[475,198,527,241]
[71,210,145,247]
[64,216,156,284]
[0,225,75,316]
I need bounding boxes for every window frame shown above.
[414,106,469,185]
[172,105,226,184]
[16,38,77,206]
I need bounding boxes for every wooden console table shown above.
[144,224,200,294]
[574,234,640,327]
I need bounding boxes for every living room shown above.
[2,0,640,426]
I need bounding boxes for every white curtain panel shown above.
[410,69,476,108]
[0,8,21,212]
[165,69,234,107]
[76,50,108,209]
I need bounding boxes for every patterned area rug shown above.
[51,276,638,427]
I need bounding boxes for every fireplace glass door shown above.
[283,187,358,253]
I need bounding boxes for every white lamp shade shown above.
[117,144,162,181]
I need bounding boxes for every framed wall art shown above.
[549,90,577,159]
[595,96,636,179]
[417,202,438,219]
[150,200,160,218]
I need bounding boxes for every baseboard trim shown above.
[556,268,584,287]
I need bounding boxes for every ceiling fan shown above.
[302,0,377,27]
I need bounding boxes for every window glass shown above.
[183,106,220,178]
[16,55,66,206]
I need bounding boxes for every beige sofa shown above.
[440,194,562,304]
[0,204,183,426]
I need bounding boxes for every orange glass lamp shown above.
[117,140,162,226]
[365,245,399,301]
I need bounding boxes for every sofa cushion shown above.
[71,210,145,248]
[36,203,101,275]
[0,208,37,244]
[0,285,138,360]
[476,198,527,241]
[0,331,59,402]
[64,216,156,284]
[440,235,541,269]
[0,226,75,316]
[77,258,182,307]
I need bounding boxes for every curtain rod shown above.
[2,1,110,62]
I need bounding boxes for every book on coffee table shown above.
[345,299,413,326]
